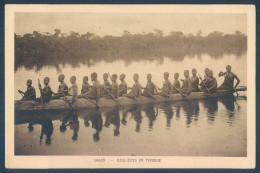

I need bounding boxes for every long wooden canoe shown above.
[15,86,247,111]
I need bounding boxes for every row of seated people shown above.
[18,65,240,104]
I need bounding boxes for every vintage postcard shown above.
[5,5,255,168]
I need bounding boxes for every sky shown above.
[15,12,247,36]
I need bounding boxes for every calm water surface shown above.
[15,53,247,156]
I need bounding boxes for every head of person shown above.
[103,73,108,81]
[83,76,88,84]
[72,134,78,141]
[147,74,152,81]
[164,72,169,80]
[91,72,97,82]
[93,132,100,142]
[133,74,139,82]
[226,65,231,73]
[205,68,210,76]
[27,123,34,132]
[184,70,189,77]
[59,123,67,132]
[174,73,179,80]
[58,74,65,82]
[120,74,125,81]
[70,76,76,84]
[26,79,32,87]
[111,74,117,82]
[208,70,213,77]
[44,77,50,85]
[114,129,120,136]
[84,118,90,127]
[192,69,197,76]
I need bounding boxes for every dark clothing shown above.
[218,72,237,90]
[52,82,68,99]
[119,81,127,97]
[157,80,172,97]
[124,82,142,99]
[190,76,199,92]
[81,83,91,94]
[36,85,53,103]
[21,86,36,101]
[171,80,181,94]
[142,81,156,97]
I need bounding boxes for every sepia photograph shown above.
[5,5,255,168]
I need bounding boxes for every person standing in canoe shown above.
[156,72,172,97]
[103,74,119,99]
[18,79,36,101]
[67,76,78,104]
[52,74,69,99]
[118,74,127,97]
[179,70,191,96]
[124,74,142,99]
[101,73,111,98]
[141,74,157,97]
[36,77,53,103]
[218,65,240,90]
[80,72,101,100]
[81,76,91,94]
[190,68,199,92]
[171,73,181,94]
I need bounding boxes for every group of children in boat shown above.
[18,65,240,104]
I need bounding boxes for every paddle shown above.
[83,94,100,108]
[18,90,24,97]
[172,85,187,97]
[223,74,239,97]
[154,84,171,97]
[101,84,121,106]
[127,88,141,105]
[60,91,77,110]
[198,73,211,95]
[38,79,44,108]
[142,88,160,102]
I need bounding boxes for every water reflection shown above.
[218,96,241,125]
[39,119,53,145]
[160,102,174,128]
[83,109,103,142]
[60,110,79,141]
[16,96,245,146]
[182,100,200,127]
[203,98,218,122]
[143,103,158,130]
[104,107,120,136]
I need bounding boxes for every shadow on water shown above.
[15,95,244,145]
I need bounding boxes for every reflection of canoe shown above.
[15,86,247,111]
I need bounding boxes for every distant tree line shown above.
[15,29,247,71]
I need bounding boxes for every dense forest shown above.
[15,29,247,71]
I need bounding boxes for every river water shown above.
[14,52,247,156]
